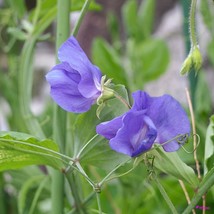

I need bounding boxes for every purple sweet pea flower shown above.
[46,36,102,113]
[96,90,190,157]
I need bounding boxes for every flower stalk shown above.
[51,0,70,213]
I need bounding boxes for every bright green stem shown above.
[51,0,70,214]
[189,0,198,47]
[96,192,102,214]
[181,0,198,108]
[0,173,6,214]
[72,0,92,36]
[19,39,45,138]
[153,176,178,214]
[183,167,214,214]
[65,173,88,214]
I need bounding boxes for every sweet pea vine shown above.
[46,36,191,157]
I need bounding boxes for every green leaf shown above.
[195,72,212,117]
[29,0,101,22]
[149,147,199,188]
[70,85,130,171]
[138,0,155,38]
[207,39,214,67]
[122,0,138,38]
[204,115,214,175]
[8,0,26,18]
[127,38,170,86]
[92,38,127,85]
[0,131,64,171]
[200,0,214,33]
[18,175,48,214]
[7,27,27,40]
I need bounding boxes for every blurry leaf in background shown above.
[29,0,101,22]
[200,0,214,33]
[207,39,214,67]
[127,38,170,86]
[195,72,212,117]
[204,115,214,175]
[0,132,64,171]
[8,0,26,18]
[92,38,127,86]
[122,0,139,39]
[150,147,199,188]
[18,175,49,214]
[138,0,155,39]
[122,0,155,40]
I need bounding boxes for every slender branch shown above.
[51,0,70,213]
[96,192,102,214]
[72,0,92,36]
[178,180,196,214]
[182,167,214,214]
[76,134,99,158]
[189,0,198,47]
[185,88,201,179]
[153,176,178,214]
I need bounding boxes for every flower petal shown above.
[96,116,123,140]
[109,111,157,157]
[46,63,95,113]
[58,36,102,98]
[132,91,190,152]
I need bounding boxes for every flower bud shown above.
[192,46,202,72]
[180,54,193,76]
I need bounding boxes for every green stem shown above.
[67,192,95,214]
[51,0,70,214]
[153,176,178,214]
[189,0,198,47]
[96,192,102,214]
[72,0,92,36]
[0,173,6,214]
[76,134,99,158]
[19,39,45,138]
[181,0,198,107]
[183,167,214,214]
[99,158,130,186]
[65,173,88,214]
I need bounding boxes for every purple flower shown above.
[46,36,102,113]
[96,91,190,157]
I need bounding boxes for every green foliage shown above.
[92,0,169,91]
[207,39,214,67]
[70,84,130,171]
[92,39,127,85]
[122,0,155,40]
[200,0,214,33]
[204,115,214,174]
[150,148,199,188]
[127,38,170,85]
[0,132,64,171]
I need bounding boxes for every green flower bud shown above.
[192,46,202,72]
[180,54,193,76]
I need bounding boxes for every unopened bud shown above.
[192,46,202,72]
[180,54,193,76]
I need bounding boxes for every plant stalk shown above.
[51,0,70,213]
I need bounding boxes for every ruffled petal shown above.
[46,63,95,113]
[58,36,102,98]
[131,91,190,152]
[109,111,157,157]
[96,116,123,140]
